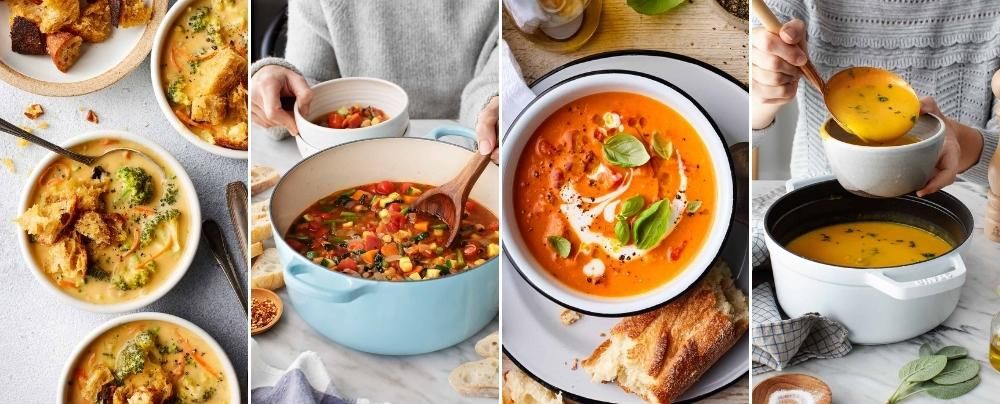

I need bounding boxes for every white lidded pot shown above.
[763,177,972,344]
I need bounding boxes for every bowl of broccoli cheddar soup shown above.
[16,131,201,312]
[59,312,238,403]
[502,71,735,315]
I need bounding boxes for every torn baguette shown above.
[502,368,563,404]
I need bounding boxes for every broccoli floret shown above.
[187,7,211,32]
[87,265,111,282]
[115,167,152,207]
[167,78,190,105]
[160,181,178,207]
[114,330,158,381]
[140,209,180,246]
[112,260,155,291]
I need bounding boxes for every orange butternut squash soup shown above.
[514,92,717,297]
[785,221,953,268]
[65,320,230,403]
[16,139,189,304]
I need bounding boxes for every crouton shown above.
[72,177,111,211]
[47,232,88,287]
[118,0,152,28]
[188,48,247,96]
[46,32,83,72]
[74,211,111,247]
[38,0,80,34]
[85,109,99,123]
[16,198,76,245]
[11,16,46,55]
[24,103,44,119]
[68,0,113,43]
[214,122,247,150]
[191,94,227,125]
[228,84,247,122]
[8,0,43,25]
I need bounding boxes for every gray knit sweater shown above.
[251,0,499,138]
[754,0,1000,185]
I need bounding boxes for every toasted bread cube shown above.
[16,198,75,245]
[189,48,247,96]
[214,122,248,150]
[24,103,44,119]
[48,233,88,287]
[74,211,111,247]
[69,0,113,43]
[191,94,227,125]
[38,0,80,34]
[8,0,43,24]
[118,0,152,28]
[11,16,46,55]
[46,32,83,72]
[228,85,247,122]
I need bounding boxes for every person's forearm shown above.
[951,120,985,172]
[752,102,784,130]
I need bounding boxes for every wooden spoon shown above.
[752,0,919,143]
[986,70,1000,241]
[752,373,832,404]
[411,152,492,247]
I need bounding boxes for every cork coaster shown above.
[0,0,167,97]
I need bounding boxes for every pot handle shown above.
[286,262,373,303]
[785,175,835,192]
[863,255,966,300]
[428,125,477,150]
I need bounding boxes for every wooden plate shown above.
[0,0,167,96]
[752,373,832,404]
[251,288,283,335]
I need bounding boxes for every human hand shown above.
[476,96,499,163]
[916,97,962,197]
[251,65,313,135]
[751,19,808,107]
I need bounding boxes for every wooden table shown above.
[503,0,749,85]
[502,1,749,401]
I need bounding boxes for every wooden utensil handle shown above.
[448,152,493,200]
[751,0,825,93]
[987,70,999,242]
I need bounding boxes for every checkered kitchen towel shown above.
[752,282,852,374]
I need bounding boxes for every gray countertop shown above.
[0,49,248,400]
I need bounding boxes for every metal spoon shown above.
[202,220,248,314]
[0,117,165,174]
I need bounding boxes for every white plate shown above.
[502,51,749,403]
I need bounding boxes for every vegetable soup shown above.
[17,139,189,304]
[317,105,389,129]
[285,181,500,281]
[513,92,718,297]
[65,320,230,403]
[785,221,953,268]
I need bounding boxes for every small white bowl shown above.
[57,312,240,402]
[294,77,410,150]
[501,71,735,316]
[821,114,944,198]
[17,131,202,313]
[150,0,248,160]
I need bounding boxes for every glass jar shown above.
[991,311,1000,372]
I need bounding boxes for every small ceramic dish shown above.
[17,131,202,313]
[821,114,944,198]
[294,77,410,150]
[0,0,166,96]
[752,373,832,404]
[251,288,283,335]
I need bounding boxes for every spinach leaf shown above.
[687,200,703,213]
[652,132,673,159]
[931,358,979,385]
[632,199,671,250]
[898,355,947,383]
[614,219,630,244]
[627,0,686,15]
[935,346,968,359]
[926,375,981,399]
[547,236,571,258]
[602,133,650,168]
[619,196,645,218]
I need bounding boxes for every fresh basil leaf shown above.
[935,346,969,359]
[627,0,686,15]
[931,358,979,385]
[619,195,645,218]
[614,219,630,244]
[926,375,981,399]
[602,133,650,168]
[547,236,571,258]
[687,200,703,213]
[898,355,947,383]
[919,343,933,357]
[632,199,672,250]
[652,132,673,159]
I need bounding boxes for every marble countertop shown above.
[752,180,1000,403]
[0,45,248,399]
[251,120,498,403]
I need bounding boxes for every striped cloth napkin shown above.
[250,340,387,404]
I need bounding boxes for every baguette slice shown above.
[449,357,499,398]
[251,165,280,195]
[251,248,283,290]
[581,263,748,404]
[250,241,263,259]
[502,368,563,404]
[251,200,272,243]
[475,331,499,358]
[46,31,83,72]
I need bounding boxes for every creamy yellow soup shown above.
[161,0,248,150]
[785,221,952,268]
[65,320,230,404]
[17,139,189,304]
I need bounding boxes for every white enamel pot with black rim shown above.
[502,70,735,316]
[763,177,973,344]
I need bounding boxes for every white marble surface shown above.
[753,180,1000,403]
[251,120,498,403]
[0,34,248,401]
